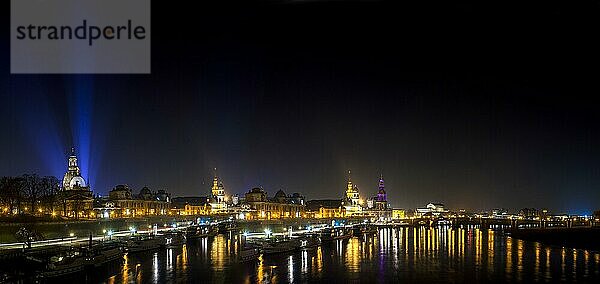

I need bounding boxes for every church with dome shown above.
[209,173,227,214]
[63,148,90,191]
[58,147,94,219]
[343,171,364,216]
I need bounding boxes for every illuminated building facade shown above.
[98,185,171,218]
[305,199,346,218]
[343,173,363,216]
[367,176,392,221]
[392,209,406,219]
[171,196,212,216]
[415,203,447,217]
[209,174,227,213]
[243,187,304,219]
[58,148,94,218]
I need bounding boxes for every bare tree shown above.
[20,174,44,215]
[40,176,60,215]
[0,176,24,214]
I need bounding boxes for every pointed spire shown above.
[378,175,385,190]
[346,170,353,192]
[70,146,76,156]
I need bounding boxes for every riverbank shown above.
[0,216,199,243]
[509,227,600,251]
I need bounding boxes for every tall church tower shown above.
[344,170,362,215]
[210,169,227,213]
[375,175,388,210]
[377,175,387,202]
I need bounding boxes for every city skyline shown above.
[0,146,588,215]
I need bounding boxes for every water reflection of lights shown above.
[256,255,265,283]
[561,248,566,279]
[288,255,294,283]
[122,253,129,283]
[211,235,228,271]
[572,249,578,280]
[506,237,513,276]
[99,227,600,283]
[316,247,323,274]
[153,252,159,282]
[545,247,551,280]
[136,263,143,283]
[345,238,361,273]
[166,248,173,273]
[201,237,209,259]
[534,242,540,281]
[516,239,524,282]
[181,244,188,273]
[488,230,495,273]
[336,239,343,258]
[584,250,589,276]
[301,250,308,274]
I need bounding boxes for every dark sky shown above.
[1,0,600,214]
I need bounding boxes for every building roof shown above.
[306,199,343,211]
[249,187,265,194]
[274,189,287,198]
[171,196,211,206]
[111,184,131,192]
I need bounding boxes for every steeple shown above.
[378,175,385,191]
[211,168,221,196]
[346,170,353,192]
[67,147,80,174]
[377,175,387,202]
[210,168,226,209]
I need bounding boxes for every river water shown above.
[89,226,600,283]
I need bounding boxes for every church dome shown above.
[140,186,151,195]
[69,176,86,188]
[250,187,265,193]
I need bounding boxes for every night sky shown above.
[1,1,600,214]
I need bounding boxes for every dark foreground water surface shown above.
[84,227,600,283]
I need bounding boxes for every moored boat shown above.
[261,238,301,255]
[88,247,124,268]
[126,236,164,253]
[186,225,218,240]
[40,253,87,278]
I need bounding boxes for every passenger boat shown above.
[261,238,301,255]
[186,225,219,240]
[40,252,87,278]
[126,236,164,253]
[319,227,352,242]
[87,246,124,268]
